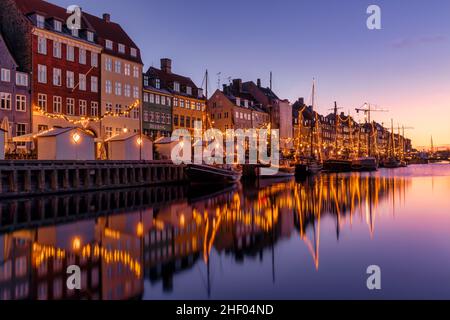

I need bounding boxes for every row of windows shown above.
[234,111,268,122]
[105,81,140,98]
[105,58,140,78]
[105,102,140,119]
[37,65,98,92]
[0,68,28,86]
[143,110,171,124]
[37,93,98,117]
[0,93,27,112]
[143,93,171,106]
[35,14,95,43]
[173,115,202,128]
[105,39,138,58]
[37,37,98,67]
[174,98,204,111]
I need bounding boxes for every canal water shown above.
[1,163,450,300]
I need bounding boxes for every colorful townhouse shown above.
[84,12,143,139]
[208,79,270,132]
[145,59,206,135]
[0,30,31,153]
[0,0,102,138]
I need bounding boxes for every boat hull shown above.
[186,164,242,184]
[351,158,378,172]
[323,159,353,172]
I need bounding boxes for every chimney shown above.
[103,13,111,23]
[232,79,242,94]
[257,79,261,87]
[160,58,172,74]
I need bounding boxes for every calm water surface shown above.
[1,163,450,300]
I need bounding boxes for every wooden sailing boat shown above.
[351,104,378,171]
[186,70,242,184]
[382,119,401,168]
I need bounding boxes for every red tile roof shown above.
[13,0,142,63]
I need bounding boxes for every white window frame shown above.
[66,71,75,88]
[38,94,47,111]
[38,65,47,84]
[87,31,94,42]
[67,98,75,115]
[106,57,112,71]
[79,100,87,116]
[53,96,62,113]
[91,76,98,93]
[118,44,125,54]
[130,48,137,57]
[53,68,62,86]
[105,40,113,50]
[0,92,12,110]
[79,74,86,91]
[54,20,62,32]
[38,37,47,55]
[91,102,98,117]
[115,82,122,96]
[1,69,11,82]
[36,15,45,28]
[66,45,75,61]
[91,52,98,67]
[79,49,86,65]
[16,73,28,86]
[105,80,112,94]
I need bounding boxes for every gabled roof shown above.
[37,127,93,137]
[0,31,18,67]
[106,132,150,142]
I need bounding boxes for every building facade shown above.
[143,72,172,139]
[0,30,31,151]
[84,12,143,139]
[146,59,205,135]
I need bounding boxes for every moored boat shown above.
[323,159,352,172]
[382,158,401,168]
[259,160,295,179]
[351,157,378,172]
[186,164,242,184]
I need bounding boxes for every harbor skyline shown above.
[47,0,450,148]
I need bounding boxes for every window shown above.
[133,86,139,99]
[79,49,86,64]
[124,84,131,97]
[143,92,149,102]
[66,71,75,88]
[155,95,160,104]
[144,76,149,86]
[105,102,112,113]
[91,53,98,67]
[1,69,10,82]
[143,110,149,122]
[53,41,61,58]
[79,74,86,91]
[106,40,113,50]
[106,57,112,71]
[87,31,94,42]
[91,103,98,117]
[124,64,131,76]
[167,98,172,107]
[115,60,121,73]
[180,99,185,108]
[174,114,179,126]
[180,116,185,127]
[174,97,178,107]
[196,102,201,111]
[115,82,122,95]
[67,98,75,115]
[133,108,139,119]
[53,96,62,113]
[66,45,74,61]
[79,100,87,116]
[133,66,139,78]
[186,86,192,95]
[105,127,112,138]
[105,80,112,94]
[72,29,79,37]
[115,104,122,114]
[130,48,137,57]
[161,96,166,105]
[36,15,45,28]
[38,94,47,111]
[174,82,180,92]
[16,95,26,112]
[186,116,191,128]
[53,68,62,86]
[149,111,154,122]
[155,78,161,89]
[38,37,47,54]
[16,123,26,137]
[91,76,98,93]
[0,93,12,110]
[38,65,47,83]
[149,94,154,103]
[118,44,125,53]
[155,112,160,123]
[53,20,62,31]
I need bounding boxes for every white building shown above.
[36,128,95,161]
[106,132,153,161]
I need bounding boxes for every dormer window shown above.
[198,88,204,98]
[72,29,78,37]
[244,100,248,108]
[54,20,62,32]
[186,86,192,95]
[174,82,180,92]
[118,44,125,54]
[155,79,160,89]
[144,76,149,87]
[106,40,113,50]
[130,48,137,57]
[87,31,94,42]
[36,15,45,28]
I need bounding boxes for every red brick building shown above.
[0,0,102,136]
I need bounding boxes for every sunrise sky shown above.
[52,0,450,148]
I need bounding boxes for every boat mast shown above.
[310,79,315,159]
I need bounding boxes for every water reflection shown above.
[0,172,412,300]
